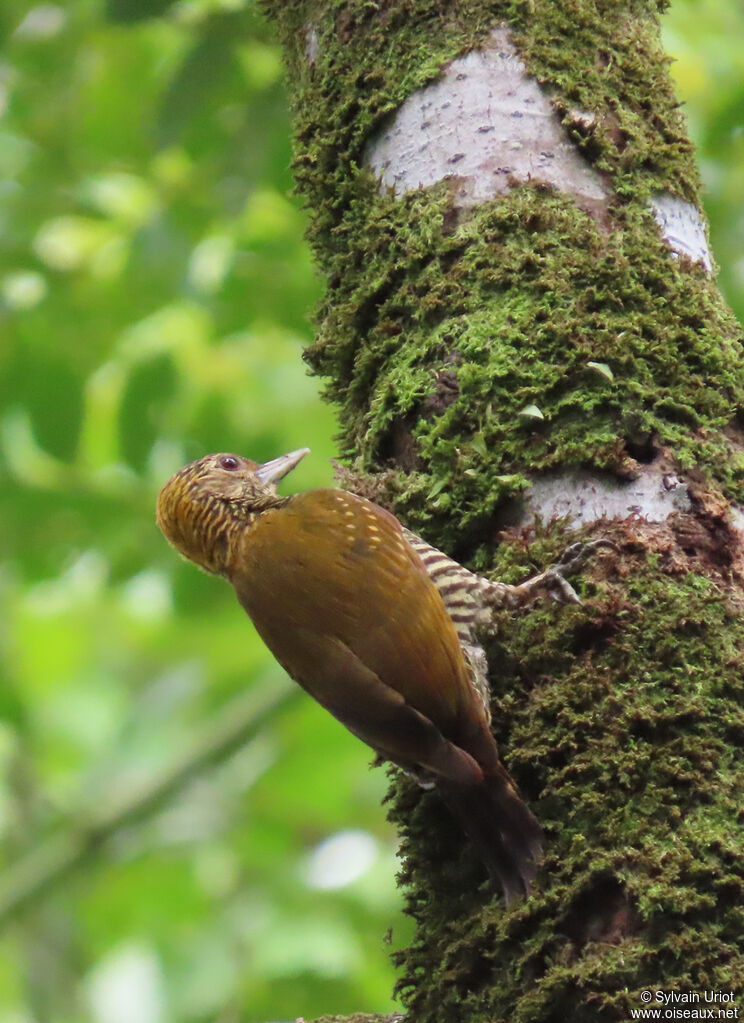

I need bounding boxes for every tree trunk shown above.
[260,2,744,1019]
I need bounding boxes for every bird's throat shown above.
[157,483,242,576]
[187,494,246,575]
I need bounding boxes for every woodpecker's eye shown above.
[219,455,240,471]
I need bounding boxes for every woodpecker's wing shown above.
[231,489,544,896]
[266,623,486,785]
[231,488,495,765]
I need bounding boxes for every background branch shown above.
[0,683,298,929]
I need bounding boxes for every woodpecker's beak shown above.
[256,448,310,486]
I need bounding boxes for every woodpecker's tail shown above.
[439,770,543,904]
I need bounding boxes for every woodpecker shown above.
[157,448,604,902]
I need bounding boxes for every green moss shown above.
[269,0,700,223]
[389,554,744,1017]
[263,0,743,523]
[308,184,744,548]
[261,0,744,1017]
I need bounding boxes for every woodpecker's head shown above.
[156,448,309,574]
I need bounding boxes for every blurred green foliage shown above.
[0,1,740,1021]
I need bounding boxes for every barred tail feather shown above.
[439,773,543,905]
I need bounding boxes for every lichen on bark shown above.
[260,0,744,1018]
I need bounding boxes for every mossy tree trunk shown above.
[260,2,744,1019]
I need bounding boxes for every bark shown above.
[260,1,744,1019]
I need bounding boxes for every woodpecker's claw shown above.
[522,539,617,609]
[542,570,583,606]
[553,539,618,578]
[542,539,617,606]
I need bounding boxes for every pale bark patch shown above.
[650,193,713,272]
[304,24,319,64]
[523,465,693,528]
[365,27,608,210]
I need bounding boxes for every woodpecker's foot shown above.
[532,539,618,606]
[483,539,617,612]
[553,539,618,578]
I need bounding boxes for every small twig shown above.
[0,682,299,930]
